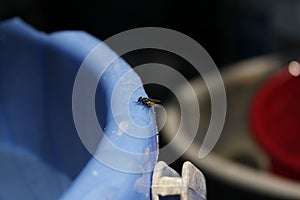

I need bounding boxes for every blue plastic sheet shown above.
[0,18,158,199]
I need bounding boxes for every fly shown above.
[137,96,161,107]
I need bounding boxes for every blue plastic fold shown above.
[0,18,158,200]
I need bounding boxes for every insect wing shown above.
[148,98,161,103]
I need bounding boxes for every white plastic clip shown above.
[152,161,206,200]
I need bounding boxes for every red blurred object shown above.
[250,64,300,181]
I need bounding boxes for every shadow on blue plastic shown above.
[0,18,158,199]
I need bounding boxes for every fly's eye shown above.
[138,97,142,102]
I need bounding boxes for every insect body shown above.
[137,96,161,107]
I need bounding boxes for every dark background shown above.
[1,0,300,199]
[3,0,300,67]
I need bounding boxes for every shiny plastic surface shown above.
[0,18,157,199]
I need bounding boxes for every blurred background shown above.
[2,0,300,65]
[1,0,300,199]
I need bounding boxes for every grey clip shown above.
[152,161,206,200]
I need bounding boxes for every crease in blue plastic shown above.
[0,17,158,200]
